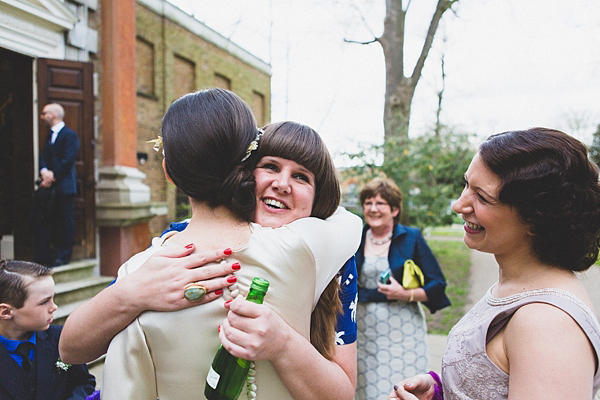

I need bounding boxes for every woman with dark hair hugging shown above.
[390,128,600,400]
[61,89,361,400]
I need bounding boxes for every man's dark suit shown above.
[34,126,79,266]
[0,325,96,400]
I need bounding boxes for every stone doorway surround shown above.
[0,0,86,59]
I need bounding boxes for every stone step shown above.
[52,259,98,284]
[54,276,114,309]
[47,258,111,385]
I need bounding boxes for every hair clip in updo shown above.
[147,135,164,156]
[241,128,264,162]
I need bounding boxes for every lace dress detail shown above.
[441,286,600,399]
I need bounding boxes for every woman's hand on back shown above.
[122,244,239,312]
[60,244,239,364]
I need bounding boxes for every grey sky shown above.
[170,0,600,164]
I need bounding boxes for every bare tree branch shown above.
[349,0,379,39]
[435,49,446,137]
[378,0,458,148]
[343,38,379,45]
[344,0,457,151]
[410,0,457,83]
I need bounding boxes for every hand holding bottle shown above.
[220,295,291,362]
[205,277,269,400]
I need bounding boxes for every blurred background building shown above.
[0,0,271,276]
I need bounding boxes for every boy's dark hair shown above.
[0,260,53,308]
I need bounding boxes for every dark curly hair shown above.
[161,89,258,222]
[479,128,600,271]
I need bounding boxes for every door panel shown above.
[37,58,95,260]
[0,47,33,260]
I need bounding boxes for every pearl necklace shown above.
[367,229,393,245]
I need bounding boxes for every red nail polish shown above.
[227,275,237,283]
[218,325,221,332]
[215,289,223,296]
[231,262,241,271]
[224,300,232,307]
[224,248,233,255]
[185,243,194,249]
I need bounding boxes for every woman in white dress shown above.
[92,89,361,399]
[60,119,360,399]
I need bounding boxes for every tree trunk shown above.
[380,0,457,159]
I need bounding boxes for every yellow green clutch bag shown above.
[402,259,425,289]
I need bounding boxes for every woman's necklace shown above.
[367,229,393,245]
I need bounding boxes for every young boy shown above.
[0,259,95,399]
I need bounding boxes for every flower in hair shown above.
[241,128,264,162]
[147,135,164,155]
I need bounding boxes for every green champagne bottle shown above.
[204,277,270,400]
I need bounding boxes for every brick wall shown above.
[134,3,271,236]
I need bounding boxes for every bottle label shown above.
[206,365,220,389]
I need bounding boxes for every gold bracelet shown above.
[409,289,415,302]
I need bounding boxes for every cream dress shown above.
[101,208,361,400]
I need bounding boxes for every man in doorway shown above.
[34,103,79,267]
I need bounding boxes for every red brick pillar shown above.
[101,0,136,168]
[97,0,152,276]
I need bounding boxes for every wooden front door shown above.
[37,58,95,260]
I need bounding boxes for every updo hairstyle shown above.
[161,89,258,222]
[254,121,340,220]
[479,128,600,271]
